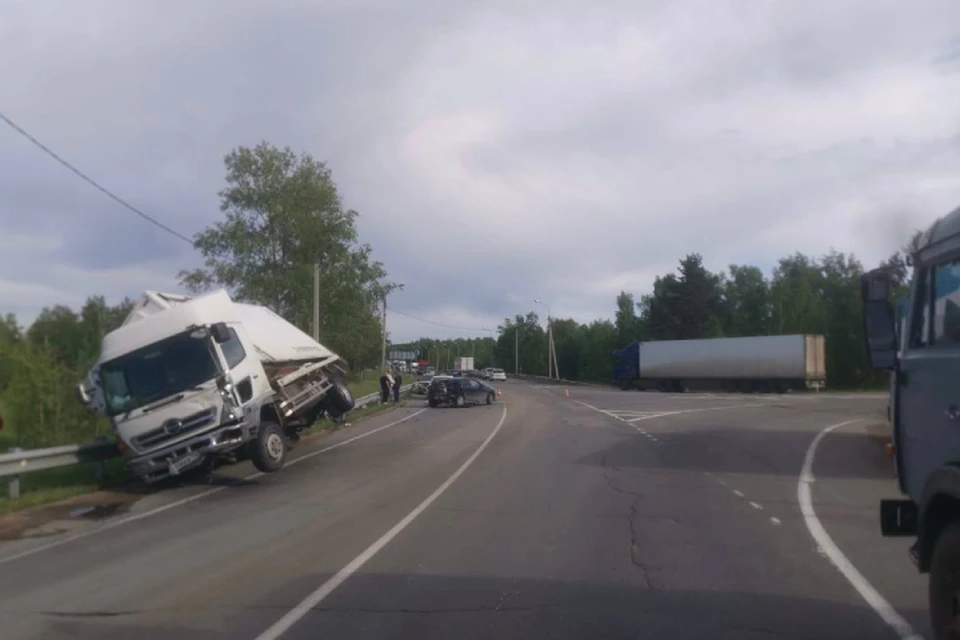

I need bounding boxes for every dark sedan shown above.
[427,376,497,408]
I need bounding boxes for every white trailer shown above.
[76,289,355,483]
[454,356,475,372]
[614,334,826,392]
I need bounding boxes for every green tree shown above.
[642,254,726,340]
[178,141,397,370]
[723,265,770,337]
[614,291,642,347]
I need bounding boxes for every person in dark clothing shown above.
[379,372,390,404]
[393,373,403,402]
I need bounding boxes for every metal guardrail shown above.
[0,383,413,499]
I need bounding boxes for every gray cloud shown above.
[2,0,960,342]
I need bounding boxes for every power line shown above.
[387,306,495,333]
[0,109,195,246]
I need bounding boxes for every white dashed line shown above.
[733,490,745,498]
[749,501,762,510]
[770,517,781,526]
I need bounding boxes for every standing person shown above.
[379,371,391,404]
[393,372,403,403]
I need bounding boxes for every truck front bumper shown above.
[127,421,255,483]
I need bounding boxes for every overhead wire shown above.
[2,109,499,336]
[0,109,195,245]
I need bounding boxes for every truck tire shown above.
[929,521,960,639]
[250,421,287,473]
[324,381,355,418]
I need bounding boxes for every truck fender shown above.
[917,464,960,571]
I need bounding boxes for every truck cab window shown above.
[910,268,932,348]
[220,328,247,367]
[932,259,960,345]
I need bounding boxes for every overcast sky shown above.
[2,0,959,342]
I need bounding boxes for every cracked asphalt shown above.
[0,381,924,639]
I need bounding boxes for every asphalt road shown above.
[0,381,927,639]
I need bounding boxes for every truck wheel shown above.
[324,381,355,418]
[250,421,287,473]
[486,392,494,405]
[930,521,960,639]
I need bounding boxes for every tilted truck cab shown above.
[862,205,960,639]
[76,290,355,483]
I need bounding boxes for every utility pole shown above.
[549,327,559,378]
[547,317,553,379]
[515,323,519,374]
[312,263,320,342]
[380,293,388,373]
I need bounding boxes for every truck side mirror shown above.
[861,269,898,370]
[210,322,231,344]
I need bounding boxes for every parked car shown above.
[489,368,507,381]
[428,376,497,408]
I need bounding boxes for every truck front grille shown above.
[133,407,217,451]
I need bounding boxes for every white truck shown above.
[75,289,355,483]
[454,356,474,372]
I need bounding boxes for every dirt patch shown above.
[0,489,141,541]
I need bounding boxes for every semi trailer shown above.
[612,334,826,393]
[76,289,355,483]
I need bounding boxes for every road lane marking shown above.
[733,490,745,497]
[254,404,510,640]
[575,401,770,425]
[749,501,762,510]
[799,418,922,640]
[770,517,781,525]
[0,408,429,566]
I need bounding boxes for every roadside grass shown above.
[347,377,382,400]
[0,390,415,516]
[0,458,132,515]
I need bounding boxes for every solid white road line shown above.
[799,418,922,640]
[0,408,428,566]
[253,404,510,640]
[575,401,769,424]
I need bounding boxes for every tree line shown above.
[0,137,919,449]
[398,240,917,390]
[0,142,394,449]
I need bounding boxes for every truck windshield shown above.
[99,331,219,416]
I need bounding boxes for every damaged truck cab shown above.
[76,290,355,483]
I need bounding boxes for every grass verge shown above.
[0,393,416,516]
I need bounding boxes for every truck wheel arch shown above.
[260,404,282,428]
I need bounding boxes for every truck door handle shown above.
[947,405,960,421]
